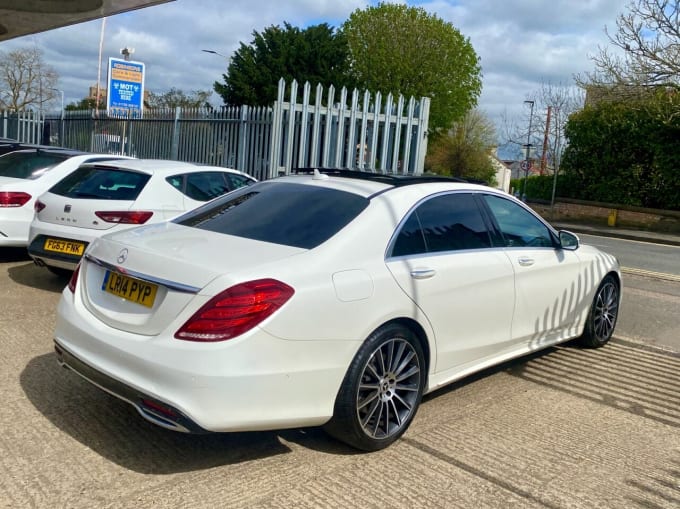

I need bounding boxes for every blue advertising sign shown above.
[107,57,145,116]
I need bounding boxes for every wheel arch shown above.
[379,317,432,376]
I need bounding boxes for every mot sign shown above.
[107,58,145,116]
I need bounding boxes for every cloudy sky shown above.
[2,0,626,143]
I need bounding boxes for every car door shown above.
[481,194,583,348]
[385,192,516,373]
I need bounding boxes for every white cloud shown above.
[0,0,626,136]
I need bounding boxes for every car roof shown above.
[275,168,488,198]
[79,159,251,176]
[0,147,88,157]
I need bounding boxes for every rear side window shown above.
[392,193,491,256]
[167,172,255,202]
[49,167,151,200]
[226,173,255,190]
[0,152,67,179]
[184,172,230,201]
[175,181,369,249]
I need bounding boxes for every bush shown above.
[559,93,680,211]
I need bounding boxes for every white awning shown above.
[0,0,174,41]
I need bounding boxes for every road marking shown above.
[622,267,680,282]
[580,233,680,249]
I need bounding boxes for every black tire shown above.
[46,266,73,278]
[579,274,620,348]
[324,323,426,451]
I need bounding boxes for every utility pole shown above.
[540,105,552,175]
[96,17,107,111]
[521,100,535,201]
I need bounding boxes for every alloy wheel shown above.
[356,338,421,440]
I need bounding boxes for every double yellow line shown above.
[622,267,680,283]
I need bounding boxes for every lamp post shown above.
[202,49,230,60]
[48,88,65,146]
[522,100,535,201]
[50,88,64,113]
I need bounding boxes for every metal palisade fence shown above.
[2,79,430,179]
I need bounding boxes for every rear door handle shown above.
[410,268,436,279]
[517,256,535,267]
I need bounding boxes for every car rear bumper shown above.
[0,214,31,246]
[54,289,360,433]
[54,340,207,433]
[28,233,90,270]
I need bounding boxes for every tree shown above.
[425,109,498,185]
[65,97,105,111]
[502,80,584,175]
[578,1,680,93]
[146,87,212,109]
[0,46,59,111]
[214,23,354,106]
[342,3,481,132]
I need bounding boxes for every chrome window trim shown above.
[84,254,201,294]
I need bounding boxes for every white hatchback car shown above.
[0,148,130,247]
[54,169,621,451]
[28,159,256,275]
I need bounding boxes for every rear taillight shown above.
[95,211,153,224]
[34,200,46,213]
[67,263,81,293]
[175,279,294,342]
[0,191,31,207]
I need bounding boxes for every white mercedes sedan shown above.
[54,169,621,451]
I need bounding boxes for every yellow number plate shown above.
[44,238,86,256]
[102,271,158,308]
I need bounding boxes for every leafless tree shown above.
[502,80,584,174]
[0,46,59,111]
[577,0,680,90]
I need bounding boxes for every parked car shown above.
[28,159,256,275]
[0,149,131,247]
[54,169,621,451]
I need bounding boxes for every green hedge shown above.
[510,174,581,202]
[555,94,680,211]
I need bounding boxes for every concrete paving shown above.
[0,254,678,508]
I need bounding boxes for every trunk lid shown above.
[79,221,306,335]
[37,191,135,231]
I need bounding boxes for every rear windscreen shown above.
[174,181,369,249]
[50,167,151,200]
[0,152,67,179]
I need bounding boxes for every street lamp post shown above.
[49,88,65,146]
[202,49,230,60]
[522,100,535,201]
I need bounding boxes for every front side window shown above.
[391,193,491,257]
[483,194,554,248]
[175,181,369,249]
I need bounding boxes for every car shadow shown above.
[20,353,357,473]
[0,246,31,263]
[7,261,69,293]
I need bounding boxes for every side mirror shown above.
[558,230,580,251]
